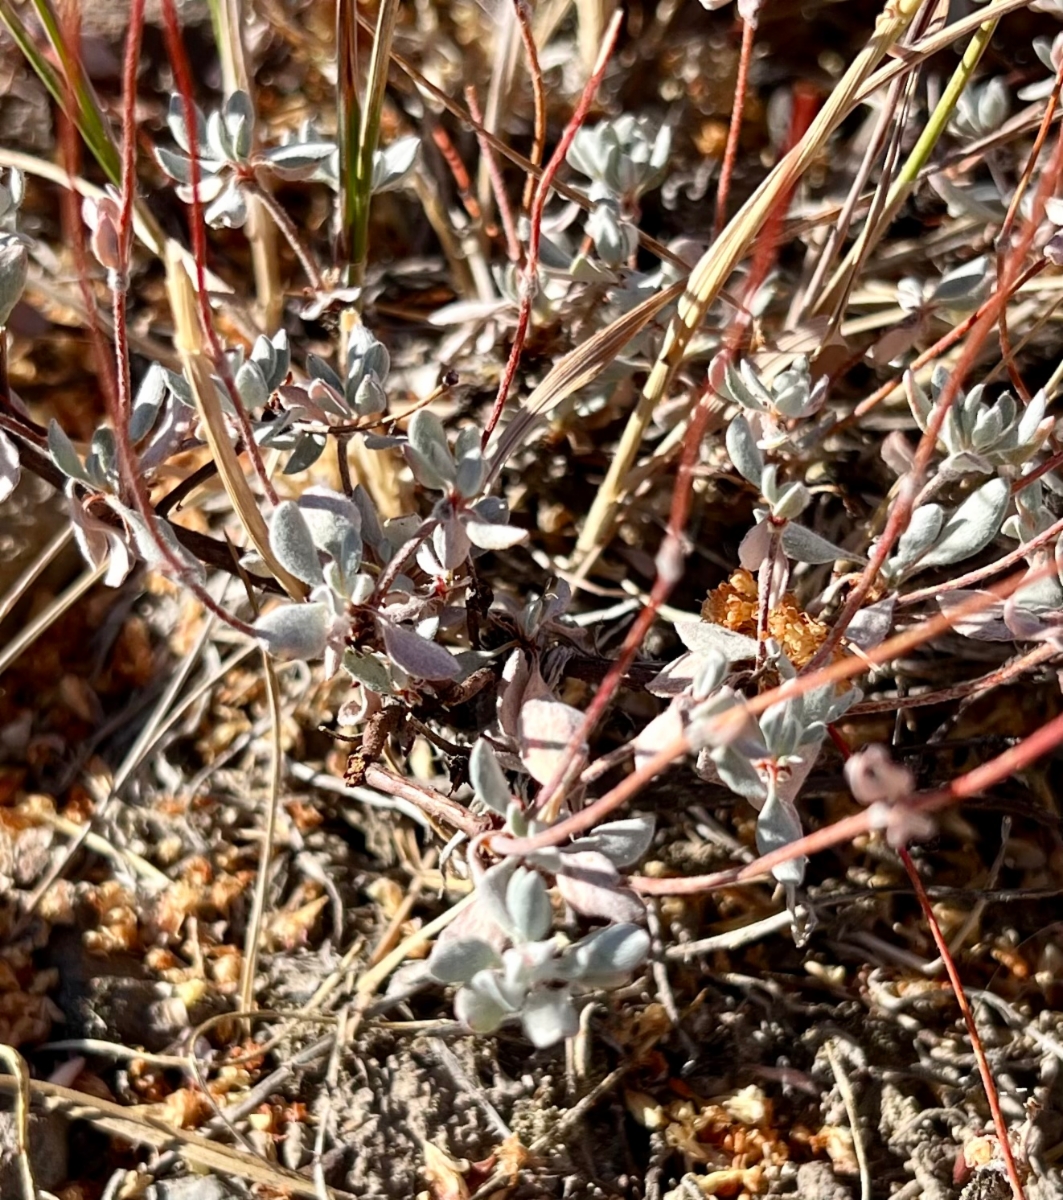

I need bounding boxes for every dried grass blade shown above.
[164,246,307,600]
[815,12,1000,318]
[0,1076,352,1199]
[0,1046,36,1200]
[575,0,929,559]
[485,278,685,481]
[239,650,284,1017]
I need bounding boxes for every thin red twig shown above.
[481,10,624,446]
[466,86,520,261]
[430,123,482,223]
[513,0,546,215]
[530,82,820,817]
[714,11,756,239]
[158,0,279,507]
[996,54,1063,403]
[901,845,1028,1200]
[804,116,1063,674]
[497,555,1062,859]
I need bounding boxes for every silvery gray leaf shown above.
[0,428,19,504]
[722,358,767,412]
[674,620,758,660]
[518,695,586,785]
[476,858,520,940]
[167,94,208,155]
[205,182,248,229]
[691,648,727,700]
[892,503,944,571]
[406,409,456,490]
[298,487,362,577]
[568,815,655,868]
[725,413,764,486]
[759,698,803,761]
[381,620,461,680]
[371,136,419,193]
[646,651,700,697]
[221,90,254,160]
[47,420,91,484]
[931,256,989,308]
[342,649,392,692]
[506,868,552,943]
[756,789,806,887]
[916,477,1009,571]
[454,427,487,500]
[235,360,269,410]
[570,923,650,989]
[428,937,501,985]
[352,375,387,416]
[129,364,167,442]
[454,982,511,1033]
[470,739,511,815]
[845,597,896,650]
[262,141,337,179]
[781,523,854,565]
[254,602,329,661]
[938,591,1012,640]
[154,144,194,185]
[0,236,28,326]
[464,518,528,551]
[555,851,644,923]
[283,432,327,474]
[86,426,117,488]
[269,501,324,586]
[521,987,578,1048]
[307,353,344,395]
[708,744,767,806]
[770,480,810,521]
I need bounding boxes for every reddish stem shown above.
[158,0,279,508]
[466,86,520,261]
[714,13,755,239]
[900,845,1028,1200]
[513,0,546,215]
[529,82,820,816]
[482,11,624,445]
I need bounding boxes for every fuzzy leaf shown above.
[725,414,764,486]
[342,649,392,692]
[756,788,806,887]
[428,937,501,985]
[470,739,511,815]
[506,868,552,943]
[254,602,329,661]
[269,501,324,586]
[521,987,578,1048]
[845,597,896,650]
[463,518,528,551]
[781,524,853,565]
[47,420,91,484]
[371,136,419,193]
[518,696,587,785]
[570,923,650,988]
[407,409,455,489]
[569,816,655,868]
[892,504,944,571]
[555,851,644,923]
[674,620,758,660]
[454,982,511,1033]
[381,621,461,680]
[916,478,1009,571]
